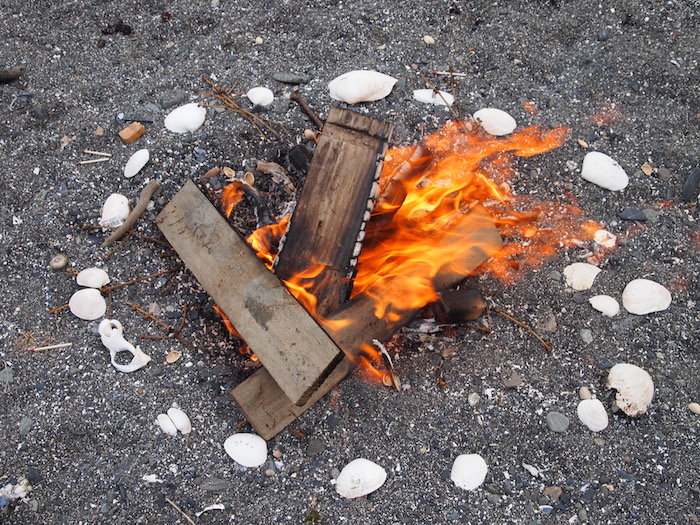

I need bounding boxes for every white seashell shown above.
[606,363,654,417]
[450,454,488,491]
[99,319,152,373]
[473,108,517,136]
[246,86,274,107]
[124,148,150,179]
[563,262,601,291]
[157,413,178,436]
[76,267,110,288]
[141,474,164,483]
[622,279,671,315]
[593,229,616,248]
[335,458,387,499]
[328,70,398,104]
[100,193,130,227]
[588,295,620,317]
[576,398,608,432]
[412,88,455,106]
[69,288,107,320]
[164,102,206,133]
[167,407,192,434]
[224,433,267,468]
[581,152,629,191]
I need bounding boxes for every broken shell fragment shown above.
[576,398,608,432]
[49,253,68,270]
[224,433,267,468]
[450,454,488,491]
[622,279,672,315]
[246,86,274,107]
[157,413,178,436]
[473,108,517,136]
[69,288,107,320]
[100,193,130,227]
[581,151,629,191]
[328,70,398,104]
[563,262,601,291]
[588,295,620,317]
[164,102,206,133]
[165,350,181,364]
[593,229,617,248]
[606,363,654,417]
[413,88,455,106]
[167,407,192,434]
[76,267,110,288]
[335,458,387,499]
[99,319,152,373]
[124,148,150,179]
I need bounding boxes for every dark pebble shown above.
[306,437,326,456]
[597,29,610,41]
[572,293,586,304]
[618,208,647,221]
[657,166,672,181]
[581,487,595,500]
[29,105,49,120]
[618,470,638,482]
[272,72,310,84]
[156,492,166,508]
[26,466,42,484]
[681,168,700,202]
[598,362,615,370]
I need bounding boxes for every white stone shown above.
[450,454,488,491]
[473,108,517,136]
[576,399,608,432]
[622,278,671,315]
[335,458,387,499]
[157,413,178,436]
[224,433,267,468]
[328,70,397,104]
[100,193,129,227]
[124,148,150,179]
[581,152,629,191]
[69,288,106,320]
[413,88,454,106]
[246,86,274,107]
[606,363,654,417]
[589,295,620,317]
[164,102,206,133]
[167,407,192,434]
[76,267,110,288]
[563,262,601,291]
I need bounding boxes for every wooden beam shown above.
[156,180,343,406]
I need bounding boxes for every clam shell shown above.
[413,88,455,106]
[606,363,654,417]
[100,193,130,226]
[335,458,387,499]
[450,454,488,491]
[157,413,178,436]
[473,108,517,136]
[76,267,110,288]
[328,70,398,104]
[164,102,206,133]
[588,295,620,317]
[576,398,608,432]
[69,288,106,320]
[124,148,150,179]
[563,262,601,291]
[246,86,274,107]
[581,151,629,191]
[167,407,192,434]
[224,433,267,468]
[622,278,671,315]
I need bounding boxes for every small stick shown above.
[289,90,324,130]
[29,342,72,352]
[165,498,196,525]
[77,157,110,165]
[432,70,467,77]
[419,73,460,121]
[82,149,112,157]
[102,180,160,247]
[50,304,70,314]
[493,307,553,352]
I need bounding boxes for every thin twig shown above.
[29,342,72,352]
[102,180,161,248]
[165,498,196,525]
[129,302,194,348]
[104,268,180,292]
[50,304,70,315]
[493,307,553,352]
[419,73,461,121]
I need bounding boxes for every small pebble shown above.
[0,367,14,383]
[272,72,310,84]
[640,163,653,175]
[49,253,68,270]
[503,370,524,388]
[688,402,700,415]
[579,386,592,400]
[254,36,263,45]
[682,168,700,202]
[468,392,481,406]
[543,485,563,501]
[19,416,34,436]
[580,329,593,344]
[423,35,435,45]
[618,208,647,221]
[546,411,570,433]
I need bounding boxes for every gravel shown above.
[1,1,699,524]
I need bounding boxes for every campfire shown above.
[157,108,603,439]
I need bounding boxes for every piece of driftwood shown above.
[156,180,344,406]
[274,107,394,317]
[232,204,503,439]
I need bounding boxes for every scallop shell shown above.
[328,70,398,104]
[224,433,267,468]
[622,279,671,315]
[450,454,488,491]
[413,88,455,106]
[124,148,150,179]
[167,407,192,434]
[164,102,206,133]
[581,151,629,191]
[606,363,654,417]
[576,398,608,432]
[157,413,178,436]
[246,86,274,107]
[76,267,110,288]
[563,262,601,291]
[473,108,517,136]
[100,193,130,227]
[335,458,387,499]
[588,295,620,317]
[69,288,106,320]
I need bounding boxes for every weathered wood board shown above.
[157,180,344,406]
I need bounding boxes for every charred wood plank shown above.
[156,180,343,406]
